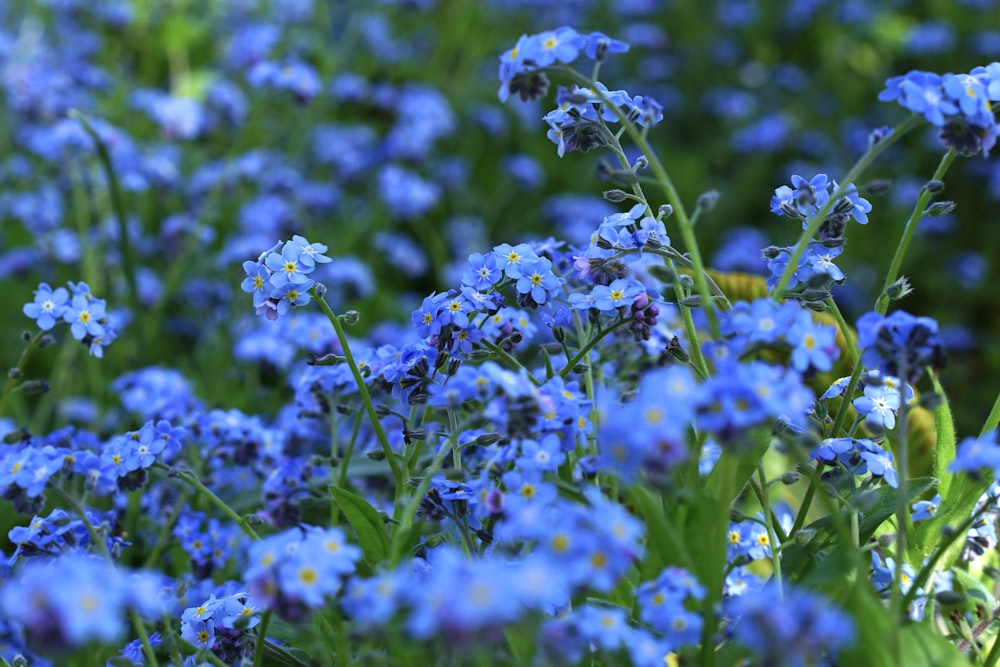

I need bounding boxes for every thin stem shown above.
[772,114,922,300]
[479,339,542,386]
[0,330,44,418]
[311,289,404,510]
[558,317,634,379]
[825,297,859,364]
[754,463,783,598]
[68,110,144,336]
[892,362,911,623]
[252,610,271,667]
[165,465,259,540]
[789,463,825,536]
[875,149,957,314]
[131,609,161,667]
[559,69,722,338]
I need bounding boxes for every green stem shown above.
[559,69,722,338]
[165,465,259,540]
[754,463,783,597]
[310,289,404,512]
[825,297,859,364]
[68,110,144,336]
[130,609,161,667]
[333,409,365,526]
[252,610,271,667]
[557,317,635,379]
[892,362,911,623]
[789,462,825,536]
[143,490,189,568]
[0,330,44,418]
[772,114,922,300]
[479,339,542,386]
[875,149,957,315]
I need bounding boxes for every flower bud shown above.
[863,179,893,195]
[877,533,896,548]
[884,276,914,301]
[20,380,49,396]
[658,204,674,220]
[341,310,361,326]
[696,189,720,212]
[924,200,956,217]
[603,189,628,203]
[7,368,22,380]
[923,179,945,194]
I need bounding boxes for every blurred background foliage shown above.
[1,0,998,434]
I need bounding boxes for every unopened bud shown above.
[877,533,896,548]
[780,471,800,485]
[884,276,914,301]
[312,282,327,298]
[633,155,649,171]
[340,310,360,326]
[38,334,55,349]
[923,179,946,194]
[863,179,893,196]
[658,204,674,220]
[20,380,49,395]
[696,189,720,212]
[21,331,31,342]
[7,368,22,380]
[925,200,956,217]
[666,336,689,363]
[366,449,387,461]
[603,189,628,203]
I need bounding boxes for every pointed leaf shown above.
[329,486,391,566]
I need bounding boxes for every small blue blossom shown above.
[22,282,69,330]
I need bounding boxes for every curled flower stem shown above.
[310,288,404,512]
[772,113,922,300]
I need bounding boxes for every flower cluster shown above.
[0,554,163,650]
[856,309,946,383]
[179,592,260,662]
[766,173,872,295]
[880,64,1000,155]
[245,525,361,620]
[497,27,629,103]
[726,583,855,666]
[22,281,118,357]
[241,235,331,320]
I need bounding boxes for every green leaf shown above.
[783,477,935,580]
[329,485,391,566]
[929,370,956,502]
[899,621,967,666]
[625,485,693,574]
[837,579,894,667]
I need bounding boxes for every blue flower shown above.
[22,282,69,330]
[856,310,945,383]
[62,293,106,340]
[461,252,503,291]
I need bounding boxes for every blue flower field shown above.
[3,1,1000,666]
